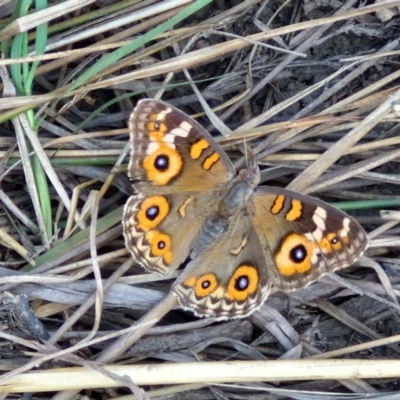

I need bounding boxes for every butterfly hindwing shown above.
[172,213,271,320]
[123,190,220,274]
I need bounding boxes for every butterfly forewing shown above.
[124,99,235,275]
[128,100,235,193]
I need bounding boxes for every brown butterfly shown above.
[123,99,368,320]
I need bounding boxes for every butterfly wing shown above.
[172,186,368,319]
[124,99,235,274]
[124,191,220,274]
[127,99,235,193]
[250,186,368,291]
[172,213,271,319]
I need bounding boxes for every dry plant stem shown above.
[348,134,400,153]
[124,383,208,400]
[217,0,357,124]
[182,68,232,136]
[355,256,398,306]
[86,191,103,342]
[326,262,399,308]
[0,0,96,42]
[24,0,397,105]
[9,106,48,246]
[255,110,365,162]
[234,42,400,160]
[368,220,399,239]
[307,332,400,360]
[52,293,178,400]
[48,257,134,345]
[306,146,400,194]
[0,39,183,66]
[253,306,301,352]
[50,249,128,274]
[61,0,260,89]
[0,315,158,394]
[5,359,400,393]
[280,70,400,152]
[312,299,400,352]
[97,292,178,363]
[0,189,38,233]
[0,228,35,265]
[292,39,400,120]
[18,114,84,227]
[236,65,355,147]
[2,1,399,110]
[211,29,306,57]
[326,73,400,116]
[287,88,400,192]
[33,7,185,80]
[43,0,192,53]
[247,312,374,394]
[344,279,400,299]
[0,274,83,285]
[0,224,123,293]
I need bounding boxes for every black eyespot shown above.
[145,205,159,221]
[154,121,160,130]
[202,280,210,289]
[157,240,165,250]
[155,155,169,171]
[234,275,249,291]
[290,244,307,263]
[330,236,339,244]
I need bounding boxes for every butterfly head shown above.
[219,166,260,217]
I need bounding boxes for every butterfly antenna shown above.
[244,142,257,170]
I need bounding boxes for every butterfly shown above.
[123,99,368,320]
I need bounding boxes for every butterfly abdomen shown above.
[190,216,228,259]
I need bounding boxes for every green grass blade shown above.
[22,206,123,271]
[25,0,48,92]
[333,198,400,211]
[66,0,212,93]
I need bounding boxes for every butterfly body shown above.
[123,99,368,320]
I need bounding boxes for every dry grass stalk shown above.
[1,0,400,398]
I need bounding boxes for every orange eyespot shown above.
[143,144,183,185]
[184,274,219,298]
[195,274,219,297]
[226,265,258,301]
[327,232,342,250]
[275,233,313,276]
[145,231,173,264]
[318,232,343,253]
[136,196,169,231]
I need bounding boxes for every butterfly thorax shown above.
[219,167,260,217]
[190,167,259,259]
